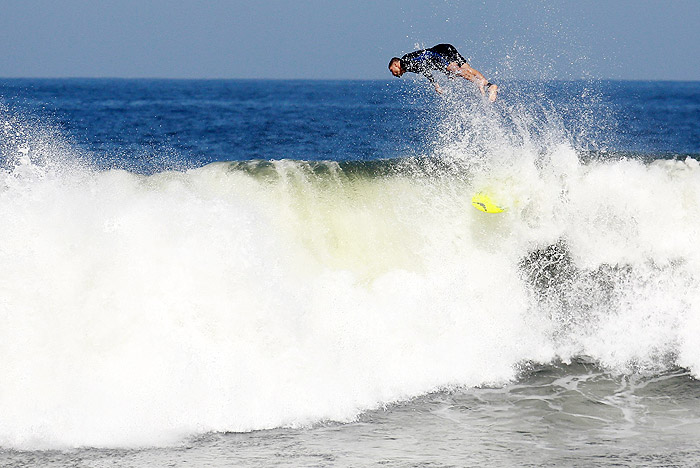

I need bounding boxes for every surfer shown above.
[388,44,498,101]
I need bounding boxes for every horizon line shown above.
[1,76,700,83]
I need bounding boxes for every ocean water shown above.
[1,78,700,467]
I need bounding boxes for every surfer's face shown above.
[389,62,403,77]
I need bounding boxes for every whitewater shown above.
[1,79,700,465]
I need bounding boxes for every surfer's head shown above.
[388,58,404,77]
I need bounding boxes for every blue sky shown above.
[1,0,698,80]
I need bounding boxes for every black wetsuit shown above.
[400,44,467,84]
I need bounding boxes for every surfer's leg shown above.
[456,64,498,101]
[445,61,461,76]
[486,82,498,102]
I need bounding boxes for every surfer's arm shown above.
[422,71,442,94]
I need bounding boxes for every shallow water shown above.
[3,362,699,467]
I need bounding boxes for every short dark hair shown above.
[388,57,401,69]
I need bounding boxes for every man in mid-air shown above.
[389,43,498,101]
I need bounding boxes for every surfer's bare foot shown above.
[489,84,498,102]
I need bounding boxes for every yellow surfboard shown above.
[471,192,506,213]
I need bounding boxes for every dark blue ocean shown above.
[1,79,700,467]
[2,79,698,169]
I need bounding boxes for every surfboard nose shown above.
[471,192,506,213]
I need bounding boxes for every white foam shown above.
[1,109,699,449]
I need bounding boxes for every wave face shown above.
[1,89,700,449]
